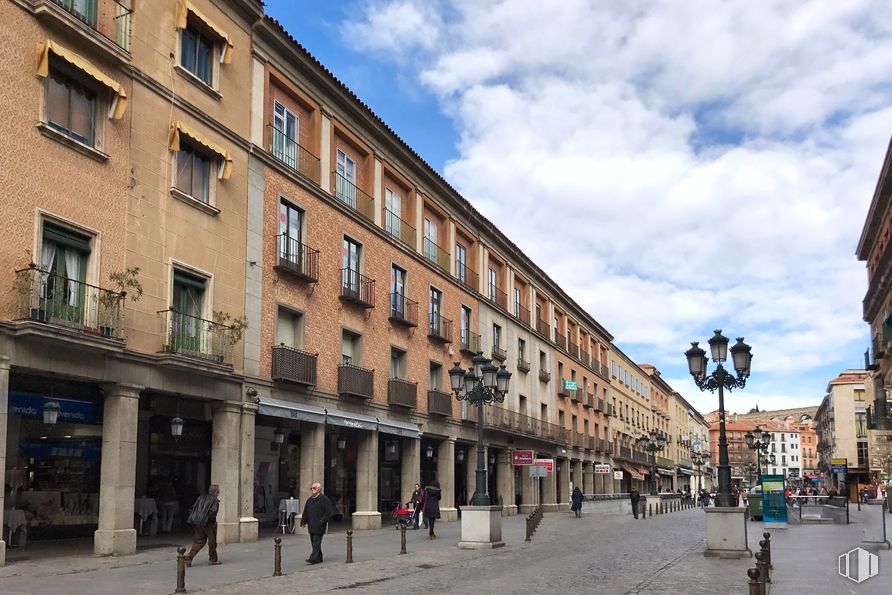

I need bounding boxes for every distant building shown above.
[814,370,872,493]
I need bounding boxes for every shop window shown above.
[275,306,304,349]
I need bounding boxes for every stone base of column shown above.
[0,540,6,566]
[458,505,505,550]
[704,507,752,559]
[500,504,518,517]
[94,528,136,556]
[351,511,382,530]
[518,504,537,515]
[440,507,459,522]
[542,503,562,512]
[217,522,240,545]
[239,517,259,542]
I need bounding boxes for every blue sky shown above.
[264,1,892,416]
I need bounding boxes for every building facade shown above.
[814,370,871,494]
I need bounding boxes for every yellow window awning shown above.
[36,40,127,119]
[169,121,233,180]
[176,1,234,64]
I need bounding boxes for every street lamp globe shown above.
[745,431,754,448]
[761,429,771,444]
[730,337,753,377]
[449,361,465,392]
[472,352,488,380]
[684,342,707,380]
[708,330,729,362]
[496,365,511,395]
[482,361,499,389]
[463,371,476,395]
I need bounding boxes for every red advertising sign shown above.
[534,458,554,473]
[512,450,534,466]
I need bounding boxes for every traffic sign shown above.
[512,450,534,466]
[534,458,554,472]
[529,465,548,478]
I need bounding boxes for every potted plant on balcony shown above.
[97,267,143,337]
[210,310,248,364]
[13,263,46,322]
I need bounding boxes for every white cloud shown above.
[341,0,892,409]
[340,1,442,58]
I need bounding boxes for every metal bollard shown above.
[175,546,186,594]
[755,550,770,586]
[346,530,354,564]
[762,532,772,569]
[648,503,652,517]
[274,537,282,576]
[747,567,762,595]
[400,525,407,554]
[640,503,644,520]
[659,502,663,514]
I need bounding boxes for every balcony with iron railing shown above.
[487,406,570,444]
[427,389,453,416]
[423,237,450,272]
[271,344,317,386]
[514,301,531,328]
[592,360,609,380]
[570,389,582,404]
[604,403,613,416]
[340,268,375,308]
[338,363,374,400]
[460,329,481,354]
[14,264,125,340]
[569,341,580,359]
[43,0,132,53]
[159,308,232,365]
[384,209,416,249]
[487,284,508,311]
[388,293,418,328]
[535,317,550,338]
[332,172,374,220]
[491,344,507,362]
[517,356,530,373]
[656,456,674,468]
[554,329,568,351]
[580,349,590,366]
[387,378,417,408]
[538,369,551,383]
[583,392,594,408]
[269,125,321,184]
[594,398,604,412]
[557,381,576,400]
[275,235,320,282]
[428,313,453,343]
[455,260,478,293]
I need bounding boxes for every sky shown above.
[264,0,892,416]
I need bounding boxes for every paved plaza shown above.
[2,505,891,594]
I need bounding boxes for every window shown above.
[535,303,542,323]
[175,140,212,202]
[539,350,547,370]
[429,287,442,333]
[341,329,361,365]
[429,362,442,390]
[541,404,547,421]
[559,411,565,427]
[488,268,497,300]
[558,361,564,381]
[514,288,522,316]
[272,102,298,168]
[46,64,96,146]
[456,243,467,282]
[180,23,214,85]
[519,395,527,416]
[572,414,577,432]
[39,223,92,321]
[611,361,616,377]
[855,412,867,438]
[423,218,438,263]
[172,269,206,351]
[492,324,502,348]
[335,149,356,206]
[276,306,304,348]
[857,441,868,468]
[342,237,361,292]
[278,199,303,263]
[391,265,406,315]
[385,188,401,239]
[460,305,472,336]
[390,347,407,379]
[518,338,526,360]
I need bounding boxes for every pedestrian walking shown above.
[629,487,641,519]
[156,476,178,534]
[184,484,221,567]
[410,482,426,529]
[423,479,441,539]
[300,482,336,564]
[571,486,584,518]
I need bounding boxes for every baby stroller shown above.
[391,501,415,530]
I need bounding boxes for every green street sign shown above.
[564,380,578,390]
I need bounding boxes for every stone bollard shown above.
[175,546,186,594]
[659,502,663,514]
[648,503,652,517]
[274,537,282,576]
[762,532,772,569]
[747,567,762,595]
[640,503,645,520]
[400,525,407,554]
[755,551,770,586]
[346,530,354,564]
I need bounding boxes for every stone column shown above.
[572,459,583,493]
[582,461,593,494]
[94,383,142,556]
[320,109,332,193]
[542,461,557,511]
[238,402,259,542]
[400,437,420,507]
[497,451,517,516]
[353,430,381,529]
[0,357,9,565]
[438,439,458,521]
[211,401,242,544]
[558,458,570,510]
[299,422,326,535]
[519,464,537,514]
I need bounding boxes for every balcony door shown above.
[278,200,303,267]
[385,188,401,239]
[336,149,357,208]
[172,270,205,352]
[342,237,361,295]
[424,218,437,261]
[39,224,90,325]
[429,287,442,334]
[391,265,406,316]
[273,102,298,169]
[455,242,466,282]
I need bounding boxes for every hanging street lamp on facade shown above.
[448,352,511,506]
[685,330,753,508]
[637,429,668,495]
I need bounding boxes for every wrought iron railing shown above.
[583,392,594,408]
[269,125,321,185]
[275,234,319,282]
[515,302,530,327]
[491,344,507,361]
[581,349,590,367]
[384,208,416,248]
[460,329,481,354]
[271,344,317,386]
[427,389,452,416]
[536,317,550,338]
[455,260,478,292]
[428,313,453,342]
[487,406,570,444]
[52,0,132,51]
[333,172,374,220]
[340,268,375,308]
[159,308,231,364]
[487,284,508,311]
[538,369,551,383]
[423,237,450,272]
[14,264,125,339]
[517,357,530,373]
[388,378,417,408]
[569,341,579,359]
[557,381,576,400]
[388,293,418,327]
[338,363,374,399]
[554,329,567,351]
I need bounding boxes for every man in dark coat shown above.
[300,482,336,564]
[629,487,641,519]
[423,479,441,539]
[185,484,221,567]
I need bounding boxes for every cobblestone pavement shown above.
[3,505,891,594]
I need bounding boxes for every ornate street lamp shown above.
[637,429,668,495]
[685,330,752,507]
[448,352,511,506]
[744,426,771,480]
[170,416,185,438]
[691,449,704,494]
[273,427,286,444]
[43,400,61,426]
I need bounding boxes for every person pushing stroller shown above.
[410,482,426,529]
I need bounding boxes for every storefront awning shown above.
[325,408,378,432]
[378,418,419,438]
[677,468,696,476]
[621,464,644,480]
[657,467,674,476]
[257,396,325,425]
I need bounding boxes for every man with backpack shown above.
[184,484,221,567]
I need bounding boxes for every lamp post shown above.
[744,461,757,486]
[637,429,668,495]
[449,352,511,506]
[744,426,772,481]
[691,450,704,494]
[685,330,753,507]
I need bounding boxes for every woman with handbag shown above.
[423,479,441,539]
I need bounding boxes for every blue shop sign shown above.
[9,391,101,425]
[20,438,102,460]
